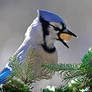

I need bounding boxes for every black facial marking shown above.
[40,16,56,53]
[41,43,56,53]
[40,17,49,37]
[48,22,66,33]
[60,22,66,31]
[49,24,61,31]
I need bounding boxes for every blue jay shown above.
[0,10,77,85]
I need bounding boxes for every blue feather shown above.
[38,9,65,23]
[0,68,11,84]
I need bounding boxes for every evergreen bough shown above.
[1,47,92,92]
[42,47,92,92]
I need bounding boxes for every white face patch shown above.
[47,24,58,41]
[44,22,61,49]
[45,29,56,48]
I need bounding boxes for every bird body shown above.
[0,10,77,91]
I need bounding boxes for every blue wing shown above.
[0,38,30,85]
[0,67,11,84]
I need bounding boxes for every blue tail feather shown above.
[0,68,11,84]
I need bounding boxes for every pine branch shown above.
[42,62,80,71]
[42,47,92,92]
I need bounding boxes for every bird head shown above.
[37,10,77,53]
[26,10,77,53]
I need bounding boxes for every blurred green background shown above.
[0,0,92,71]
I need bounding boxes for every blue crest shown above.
[37,9,65,23]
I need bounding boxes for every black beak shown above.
[58,38,69,48]
[64,29,77,37]
[57,29,77,48]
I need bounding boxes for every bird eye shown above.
[59,33,72,41]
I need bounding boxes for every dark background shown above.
[0,0,92,71]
